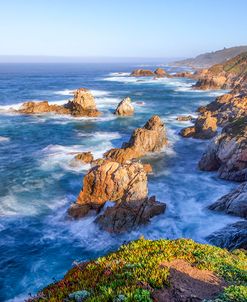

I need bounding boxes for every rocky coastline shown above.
[12,52,247,301]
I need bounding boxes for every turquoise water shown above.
[0,63,238,301]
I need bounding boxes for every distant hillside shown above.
[172,46,247,68]
[194,51,247,90]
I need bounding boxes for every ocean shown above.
[0,63,238,301]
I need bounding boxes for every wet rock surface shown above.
[114,97,134,116]
[208,182,247,218]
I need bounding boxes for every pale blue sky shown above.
[0,0,246,58]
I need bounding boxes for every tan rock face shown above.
[68,161,148,218]
[180,112,217,139]
[130,69,154,77]
[114,97,134,116]
[18,101,70,115]
[18,88,101,117]
[154,68,168,77]
[75,152,94,164]
[65,88,101,117]
[199,116,247,181]
[198,92,247,126]
[104,115,167,163]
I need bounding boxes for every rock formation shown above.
[114,97,134,116]
[208,182,247,218]
[68,160,165,230]
[18,88,101,117]
[96,196,165,233]
[193,51,247,90]
[130,69,154,77]
[18,101,69,115]
[74,152,94,164]
[176,115,193,121]
[104,115,167,163]
[199,116,247,181]
[207,221,247,250]
[197,91,247,127]
[154,68,168,77]
[180,112,217,139]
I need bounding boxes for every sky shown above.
[0,0,247,59]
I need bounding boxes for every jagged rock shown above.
[96,196,166,233]
[154,68,168,77]
[65,88,101,117]
[176,115,193,121]
[199,117,247,181]
[143,163,153,174]
[130,69,154,77]
[18,101,69,115]
[180,112,217,139]
[193,51,247,90]
[207,221,247,250]
[196,91,247,127]
[75,152,94,164]
[18,88,101,117]
[104,115,167,163]
[114,97,134,116]
[68,161,148,218]
[208,182,247,218]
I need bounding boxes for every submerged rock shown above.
[208,182,247,218]
[114,97,134,116]
[96,196,166,233]
[130,69,154,77]
[176,115,193,121]
[18,88,101,117]
[180,112,217,139]
[75,152,94,164]
[207,221,247,250]
[104,115,167,163]
[199,116,247,181]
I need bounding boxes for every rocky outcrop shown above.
[68,160,165,231]
[180,112,217,139]
[154,68,168,77]
[18,88,101,117]
[64,88,101,117]
[96,196,165,233]
[197,91,247,127]
[199,117,247,181]
[114,97,134,116]
[193,51,247,90]
[18,101,70,115]
[75,152,94,164]
[173,71,195,78]
[208,183,247,218]
[207,221,247,250]
[130,69,154,77]
[104,115,167,163]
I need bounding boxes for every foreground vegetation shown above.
[28,238,247,302]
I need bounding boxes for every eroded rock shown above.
[199,117,247,181]
[114,97,134,116]
[104,115,167,163]
[75,152,94,164]
[96,196,166,233]
[18,88,101,117]
[130,69,155,77]
[208,183,247,218]
[180,112,217,139]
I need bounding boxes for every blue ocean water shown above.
[0,63,239,301]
